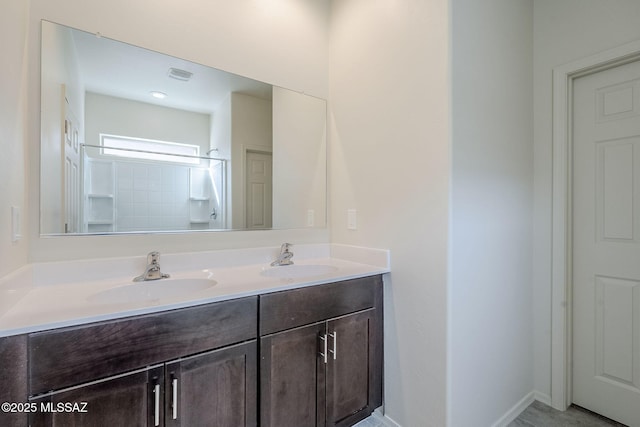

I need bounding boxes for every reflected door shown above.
[572,58,640,426]
[245,151,272,229]
[62,86,81,234]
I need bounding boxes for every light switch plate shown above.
[11,206,22,242]
[307,209,315,227]
[347,209,357,230]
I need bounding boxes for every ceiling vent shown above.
[168,68,193,81]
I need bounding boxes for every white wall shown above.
[212,94,233,227]
[329,0,450,425]
[84,93,211,155]
[450,1,533,425]
[26,0,330,262]
[532,0,640,402]
[0,0,29,277]
[39,21,85,235]
[272,87,327,229]
[230,92,272,229]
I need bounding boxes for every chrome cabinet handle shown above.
[319,333,328,364]
[329,331,337,360]
[172,378,178,420]
[153,383,160,426]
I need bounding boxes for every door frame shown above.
[551,39,640,410]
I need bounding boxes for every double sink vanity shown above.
[0,244,389,427]
[11,16,390,427]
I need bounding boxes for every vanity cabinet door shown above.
[260,323,327,427]
[30,366,164,427]
[164,340,257,427]
[259,275,384,427]
[326,310,378,427]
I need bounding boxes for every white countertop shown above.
[0,244,390,338]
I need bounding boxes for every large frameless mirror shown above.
[40,20,327,235]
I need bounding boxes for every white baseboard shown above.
[491,391,536,427]
[533,391,551,406]
[372,407,403,427]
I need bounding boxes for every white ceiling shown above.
[71,27,272,115]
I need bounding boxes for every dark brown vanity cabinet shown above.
[1,275,383,427]
[259,276,383,427]
[27,296,258,427]
[0,334,28,427]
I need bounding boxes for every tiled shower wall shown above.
[85,159,218,232]
[116,162,191,232]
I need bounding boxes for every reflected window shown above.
[101,134,200,165]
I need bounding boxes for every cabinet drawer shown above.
[29,296,257,396]
[259,276,381,335]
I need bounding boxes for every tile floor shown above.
[353,417,389,427]
[353,412,390,427]
[353,401,629,427]
[352,401,629,427]
[509,401,627,427]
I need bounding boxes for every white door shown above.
[245,151,272,229]
[572,58,640,426]
[62,88,81,234]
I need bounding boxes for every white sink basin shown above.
[260,264,338,279]
[87,278,217,305]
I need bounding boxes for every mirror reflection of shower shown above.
[40,20,327,235]
[82,143,225,233]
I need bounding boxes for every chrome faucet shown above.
[134,251,171,281]
[271,243,294,266]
